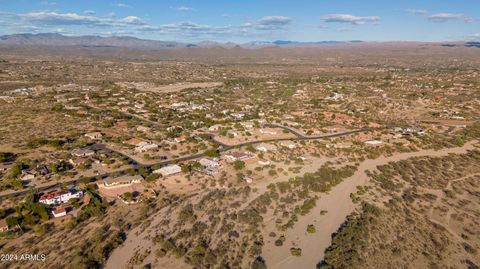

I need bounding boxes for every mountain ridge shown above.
[0,33,365,49]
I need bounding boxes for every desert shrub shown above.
[178,204,196,223]
[319,203,380,268]
[233,160,245,170]
[290,247,302,256]
[251,256,267,269]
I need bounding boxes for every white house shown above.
[232,113,245,120]
[39,189,83,205]
[154,164,182,177]
[280,141,297,149]
[208,125,220,132]
[84,132,103,140]
[20,170,35,181]
[52,208,67,218]
[101,175,143,189]
[199,158,221,168]
[259,129,278,135]
[255,143,278,152]
[365,140,383,146]
[224,151,252,162]
[327,92,344,101]
[174,136,187,143]
[137,126,151,133]
[135,143,159,153]
[71,148,95,157]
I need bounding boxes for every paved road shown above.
[0,127,368,199]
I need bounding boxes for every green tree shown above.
[233,160,245,170]
[251,256,267,269]
[5,216,18,227]
[123,192,133,201]
[10,164,24,178]
[204,148,219,158]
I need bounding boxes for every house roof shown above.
[71,148,95,156]
[103,174,143,185]
[124,138,145,146]
[155,165,182,174]
[226,151,250,158]
[40,189,79,201]
[53,208,66,214]
[85,132,102,137]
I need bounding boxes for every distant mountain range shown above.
[0,33,365,49]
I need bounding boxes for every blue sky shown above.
[0,0,479,42]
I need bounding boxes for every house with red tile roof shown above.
[52,208,67,218]
[39,189,83,205]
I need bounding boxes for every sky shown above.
[0,0,479,42]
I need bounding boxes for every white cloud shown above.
[254,16,292,30]
[0,11,145,27]
[121,16,145,25]
[83,10,96,15]
[176,6,193,11]
[467,33,480,40]
[405,9,428,15]
[116,3,129,8]
[322,14,380,25]
[40,1,57,6]
[428,13,470,23]
[0,11,292,39]
[139,21,233,36]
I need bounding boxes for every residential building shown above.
[232,113,244,120]
[34,165,49,175]
[101,175,144,189]
[137,126,151,133]
[71,148,95,157]
[199,158,223,174]
[39,189,83,205]
[52,208,67,218]
[365,140,383,146]
[224,151,252,162]
[199,158,221,168]
[280,141,297,149]
[259,128,278,135]
[153,164,182,177]
[134,143,159,153]
[20,170,35,181]
[68,157,91,167]
[84,132,103,140]
[255,143,278,152]
[174,136,187,143]
[0,163,12,172]
[124,138,148,147]
[326,92,344,101]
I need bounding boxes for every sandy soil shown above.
[261,140,478,269]
[104,141,477,269]
[157,174,200,194]
[98,182,146,199]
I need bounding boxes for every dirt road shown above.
[262,140,478,269]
